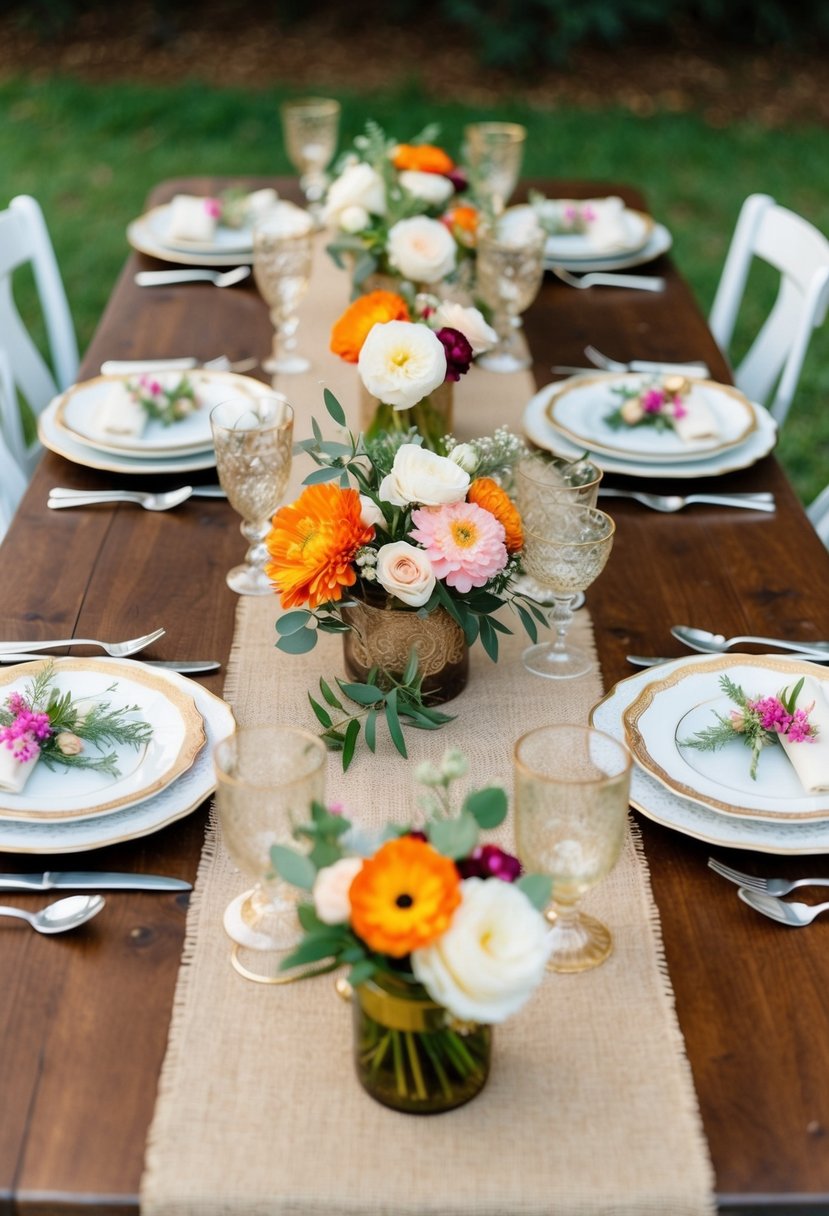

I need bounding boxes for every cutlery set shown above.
[0,873,192,935]
[708,857,829,927]
[0,630,220,674]
[47,485,227,511]
[626,624,829,667]
[550,266,665,292]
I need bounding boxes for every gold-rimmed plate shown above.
[543,205,655,262]
[621,654,829,823]
[0,659,205,822]
[128,205,255,266]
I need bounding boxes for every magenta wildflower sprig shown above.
[604,374,692,433]
[0,663,153,778]
[681,674,818,780]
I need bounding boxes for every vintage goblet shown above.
[521,504,615,678]
[252,208,314,375]
[463,121,526,214]
[514,723,632,973]
[214,725,327,982]
[209,395,293,596]
[280,96,341,220]
[474,225,546,372]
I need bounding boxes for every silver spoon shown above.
[671,624,829,658]
[0,894,105,934]
[738,888,829,927]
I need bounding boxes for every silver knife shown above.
[626,653,829,668]
[0,654,220,673]
[0,871,191,891]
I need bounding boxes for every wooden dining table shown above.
[1,175,828,1216]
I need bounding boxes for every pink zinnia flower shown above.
[410,501,507,593]
[641,388,666,414]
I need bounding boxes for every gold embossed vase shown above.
[341,593,468,705]
[352,972,491,1114]
[358,380,454,453]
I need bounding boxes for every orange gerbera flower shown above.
[265,483,375,610]
[392,143,454,176]
[446,203,479,239]
[467,477,523,553]
[330,290,410,363]
[349,836,461,957]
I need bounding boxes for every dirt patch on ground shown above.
[2,2,827,128]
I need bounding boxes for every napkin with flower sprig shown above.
[165,187,279,243]
[0,662,152,794]
[530,193,633,252]
[682,673,829,794]
[92,372,201,440]
[604,375,719,443]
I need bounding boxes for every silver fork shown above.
[0,627,165,657]
[584,344,710,376]
[134,266,251,288]
[598,488,775,513]
[737,889,829,927]
[550,266,665,292]
[47,487,194,512]
[708,856,829,896]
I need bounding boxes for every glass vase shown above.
[352,972,491,1114]
[358,380,454,452]
[341,592,468,705]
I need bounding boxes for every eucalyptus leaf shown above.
[429,810,479,860]
[324,389,347,427]
[516,873,553,911]
[464,786,508,829]
[276,627,318,655]
[385,690,407,757]
[308,694,333,729]
[342,717,361,771]
[338,680,385,706]
[276,609,312,636]
[270,845,317,891]
[319,678,344,710]
[348,958,377,986]
[302,465,342,485]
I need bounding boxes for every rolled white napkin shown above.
[779,675,829,794]
[0,743,38,794]
[671,384,719,443]
[583,196,629,252]
[166,194,220,243]
[91,382,147,439]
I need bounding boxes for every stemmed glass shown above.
[280,97,341,221]
[214,725,327,983]
[209,394,294,596]
[521,504,615,678]
[474,225,546,372]
[463,121,526,214]
[514,724,632,973]
[252,208,314,376]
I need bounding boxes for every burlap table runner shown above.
[141,236,715,1215]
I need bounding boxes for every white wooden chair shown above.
[0,351,28,544]
[0,194,79,478]
[807,485,829,549]
[708,193,829,427]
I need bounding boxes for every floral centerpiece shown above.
[330,289,497,448]
[323,121,480,300]
[265,394,546,768]
[0,662,153,793]
[271,748,552,1113]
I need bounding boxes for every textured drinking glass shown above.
[214,725,327,981]
[464,121,526,214]
[514,724,632,973]
[209,395,293,596]
[475,227,546,372]
[280,97,341,217]
[521,505,615,678]
[253,214,314,375]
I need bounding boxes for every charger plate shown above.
[128,204,254,265]
[0,658,205,822]
[591,656,829,854]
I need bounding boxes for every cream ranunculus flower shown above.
[378,442,470,507]
[312,857,364,925]
[411,877,551,1023]
[432,302,497,355]
[323,162,386,228]
[359,494,385,529]
[358,320,447,411]
[375,541,436,606]
[399,170,455,207]
[339,204,371,234]
[386,216,457,284]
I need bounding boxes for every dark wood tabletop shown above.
[1,177,828,1216]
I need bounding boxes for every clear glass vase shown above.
[358,380,454,452]
[352,972,491,1114]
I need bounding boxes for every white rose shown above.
[386,216,457,284]
[411,877,551,1023]
[399,170,455,207]
[358,320,447,411]
[359,494,385,529]
[312,857,363,925]
[323,162,386,226]
[375,541,435,606]
[378,442,470,507]
[339,204,371,234]
[432,302,497,355]
[448,442,479,474]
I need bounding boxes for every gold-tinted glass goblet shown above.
[475,225,546,372]
[521,504,615,679]
[514,723,632,973]
[253,208,314,376]
[464,121,526,214]
[280,97,341,220]
[209,395,294,596]
[213,725,327,982]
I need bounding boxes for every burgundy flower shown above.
[446,168,468,193]
[435,326,474,381]
[457,844,523,883]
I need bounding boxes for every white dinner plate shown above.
[523,380,777,479]
[0,662,234,854]
[0,658,205,822]
[546,373,757,463]
[128,205,255,266]
[622,654,829,823]
[590,657,829,854]
[544,222,673,272]
[544,207,654,262]
[54,370,265,458]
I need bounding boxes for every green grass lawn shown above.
[2,72,827,503]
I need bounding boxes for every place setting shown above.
[527,192,674,272]
[126,186,281,266]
